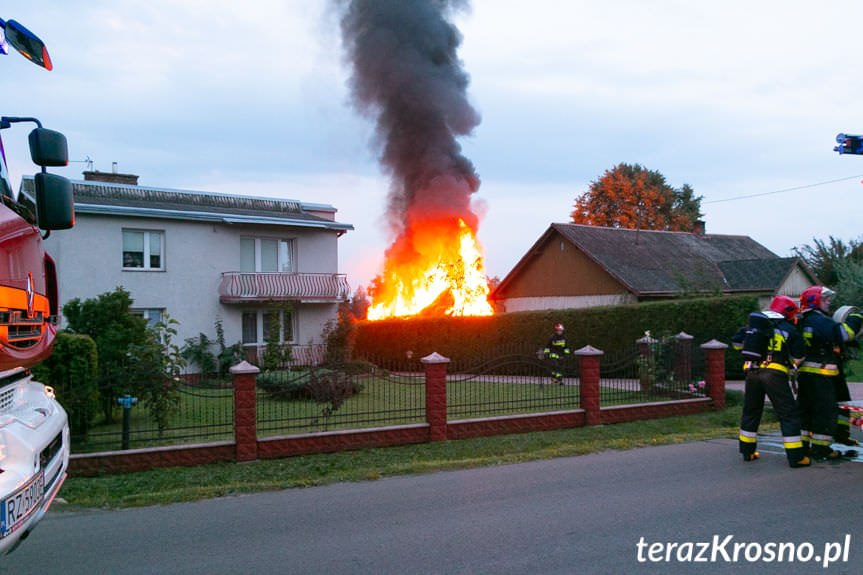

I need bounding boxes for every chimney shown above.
[693,220,705,235]
[83,168,139,186]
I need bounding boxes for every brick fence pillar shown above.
[231,360,260,462]
[700,339,727,411]
[574,345,603,426]
[422,352,450,441]
[675,331,694,384]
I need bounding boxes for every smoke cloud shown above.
[336,0,482,246]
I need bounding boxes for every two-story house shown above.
[27,170,353,368]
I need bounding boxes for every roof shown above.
[497,223,808,297]
[717,257,805,292]
[20,176,354,233]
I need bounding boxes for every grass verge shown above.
[57,391,769,509]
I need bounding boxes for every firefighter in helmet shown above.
[544,323,570,384]
[734,295,809,467]
[797,286,863,460]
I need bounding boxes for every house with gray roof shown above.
[25,170,353,368]
[491,223,817,313]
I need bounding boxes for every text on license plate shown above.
[1,472,44,538]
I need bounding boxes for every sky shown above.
[2,0,862,292]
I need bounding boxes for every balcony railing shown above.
[218,272,350,303]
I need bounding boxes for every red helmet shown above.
[769,295,798,320]
[800,286,835,311]
[554,323,564,331]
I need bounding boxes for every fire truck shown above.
[0,16,72,554]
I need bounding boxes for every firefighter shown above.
[732,295,809,467]
[797,286,863,461]
[832,305,862,447]
[544,323,570,384]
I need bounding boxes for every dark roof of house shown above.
[498,223,810,297]
[20,177,354,232]
[717,257,803,291]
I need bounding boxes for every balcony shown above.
[218,272,350,304]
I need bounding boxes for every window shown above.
[240,237,293,272]
[241,310,294,345]
[131,308,163,329]
[123,230,164,270]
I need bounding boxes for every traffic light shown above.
[834,133,863,155]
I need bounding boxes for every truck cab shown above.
[0,16,72,555]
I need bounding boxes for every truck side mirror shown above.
[28,128,68,167]
[35,172,74,230]
[2,19,52,70]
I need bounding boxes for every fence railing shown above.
[70,336,711,453]
[71,382,235,453]
[218,272,350,303]
[446,355,581,419]
[599,340,707,405]
[70,340,728,475]
[256,367,426,435]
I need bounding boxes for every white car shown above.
[0,368,69,556]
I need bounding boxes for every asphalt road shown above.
[1,436,861,575]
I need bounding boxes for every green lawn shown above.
[846,356,863,382]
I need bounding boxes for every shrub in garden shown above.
[256,368,366,404]
[32,332,99,436]
[256,370,309,401]
[62,287,155,423]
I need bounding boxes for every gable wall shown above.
[777,265,816,298]
[499,232,629,298]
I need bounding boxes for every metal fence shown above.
[447,354,580,419]
[71,382,235,453]
[70,340,708,453]
[256,366,426,435]
[599,342,707,406]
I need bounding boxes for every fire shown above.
[367,218,493,320]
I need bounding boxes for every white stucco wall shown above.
[44,213,344,360]
[499,293,636,313]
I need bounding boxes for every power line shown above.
[703,174,863,204]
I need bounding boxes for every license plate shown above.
[1,472,44,538]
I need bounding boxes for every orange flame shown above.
[368,218,493,320]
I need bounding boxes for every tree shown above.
[571,163,703,231]
[792,235,863,287]
[349,285,371,320]
[834,259,863,310]
[126,315,184,435]
[63,287,153,423]
[322,301,357,365]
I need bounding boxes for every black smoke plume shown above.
[336,0,483,304]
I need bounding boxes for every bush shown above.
[62,287,155,423]
[32,332,99,436]
[182,319,244,381]
[256,370,309,401]
[256,368,366,403]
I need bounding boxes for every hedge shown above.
[352,295,759,377]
